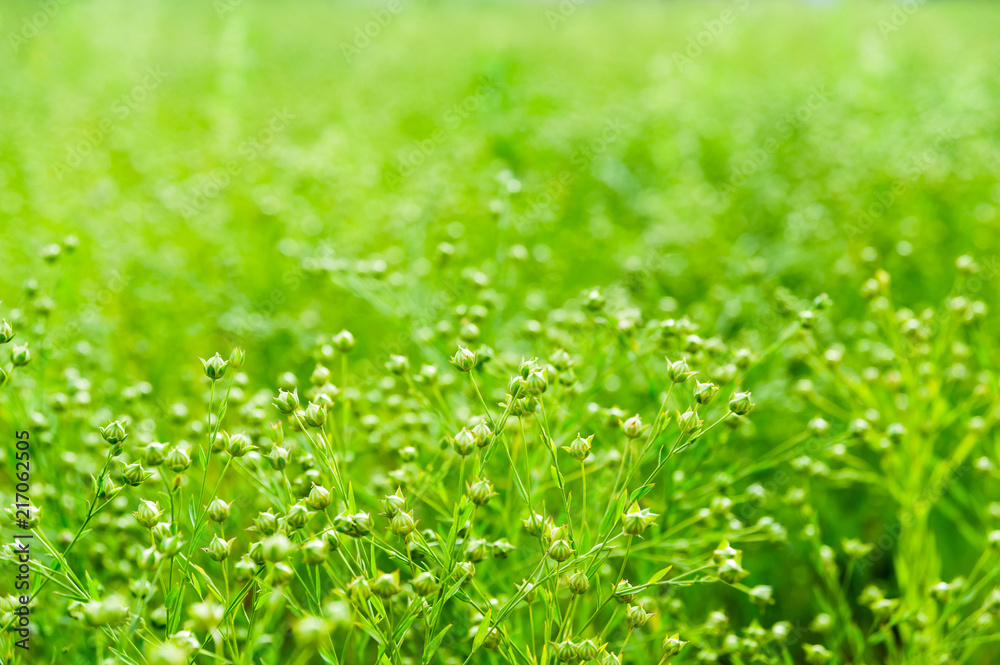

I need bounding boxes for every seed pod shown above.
[613,580,636,604]
[137,547,159,571]
[334,511,372,538]
[293,615,329,648]
[81,594,129,628]
[548,539,574,562]
[248,542,266,566]
[577,639,601,660]
[332,330,355,352]
[273,388,300,414]
[346,576,370,603]
[123,462,148,487]
[165,447,191,473]
[471,419,493,447]
[144,442,167,467]
[662,634,688,656]
[712,540,740,565]
[417,363,438,384]
[567,570,590,595]
[301,539,329,565]
[371,572,401,599]
[480,626,501,650]
[412,571,439,596]
[666,358,696,383]
[676,409,703,435]
[450,345,477,372]
[229,346,246,369]
[306,485,333,511]
[264,445,289,471]
[151,522,172,543]
[492,539,515,559]
[625,604,651,628]
[11,343,30,367]
[584,288,605,311]
[718,558,749,584]
[285,504,311,530]
[206,498,232,523]
[321,529,341,551]
[516,580,537,603]
[204,536,234,562]
[930,581,952,602]
[100,420,128,445]
[728,391,754,416]
[468,478,496,506]
[389,510,416,537]
[562,434,593,461]
[303,402,327,428]
[453,561,475,579]
[226,432,254,457]
[525,369,547,395]
[621,415,645,439]
[158,535,185,557]
[200,353,229,381]
[465,538,491,563]
[550,349,571,371]
[804,644,833,665]
[0,319,14,344]
[522,512,546,536]
[262,534,293,562]
[209,430,230,453]
[272,562,294,584]
[453,428,477,456]
[621,502,658,536]
[550,640,579,662]
[254,511,278,535]
[694,381,719,405]
[749,585,774,606]
[382,489,406,516]
[133,500,163,528]
[386,355,409,375]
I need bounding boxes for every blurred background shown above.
[2,0,998,384]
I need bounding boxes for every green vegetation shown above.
[1,1,1000,663]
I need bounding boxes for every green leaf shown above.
[549,464,564,489]
[85,571,101,598]
[648,565,673,585]
[598,491,628,535]
[629,484,654,503]
[472,608,493,652]
[422,624,452,664]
